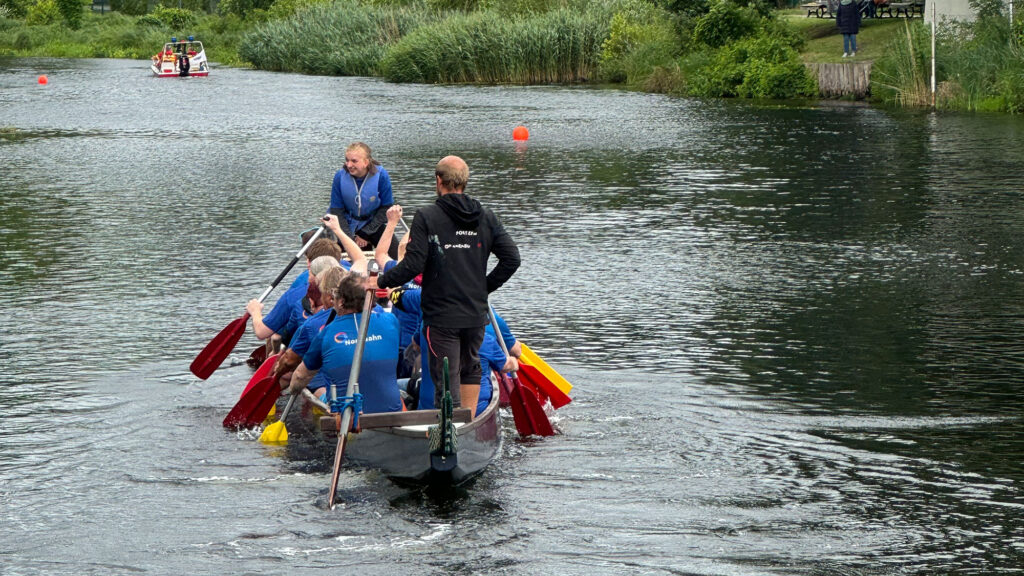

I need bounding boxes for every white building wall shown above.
[925,0,978,22]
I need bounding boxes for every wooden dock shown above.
[807,61,874,99]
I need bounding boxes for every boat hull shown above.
[151,64,209,78]
[293,392,502,486]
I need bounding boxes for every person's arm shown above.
[485,212,521,293]
[375,205,403,270]
[322,214,366,273]
[246,300,275,340]
[374,210,428,289]
[288,362,317,394]
[272,348,303,379]
[288,324,327,393]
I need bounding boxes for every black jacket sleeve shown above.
[485,210,520,293]
[377,210,428,289]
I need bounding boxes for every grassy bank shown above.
[0,7,250,65]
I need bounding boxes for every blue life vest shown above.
[331,169,384,235]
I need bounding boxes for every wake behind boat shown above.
[151,36,209,78]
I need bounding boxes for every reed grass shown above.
[380,7,609,83]
[870,19,931,107]
[872,16,1024,112]
[238,0,435,75]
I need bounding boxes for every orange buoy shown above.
[512,125,529,141]
[38,75,48,85]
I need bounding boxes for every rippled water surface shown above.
[2,57,1023,575]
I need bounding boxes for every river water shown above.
[1,57,1022,575]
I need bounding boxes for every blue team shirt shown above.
[303,311,402,414]
[476,332,506,416]
[290,308,333,391]
[263,282,307,335]
[384,260,421,350]
[485,309,516,352]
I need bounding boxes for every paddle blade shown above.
[223,375,280,429]
[520,343,572,394]
[510,376,555,437]
[246,345,267,369]
[518,363,571,409]
[507,384,535,437]
[259,420,288,445]
[242,353,280,397]
[497,372,511,407]
[190,313,250,380]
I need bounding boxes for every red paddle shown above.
[241,353,280,397]
[223,374,281,429]
[517,362,571,409]
[246,344,267,369]
[190,226,326,379]
[488,305,555,437]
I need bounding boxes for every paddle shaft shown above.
[278,393,298,422]
[255,225,326,304]
[190,225,327,379]
[327,279,376,509]
[488,304,514,368]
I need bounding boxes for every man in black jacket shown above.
[368,155,520,414]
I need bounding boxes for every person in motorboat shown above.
[287,273,403,414]
[329,142,399,259]
[178,52,190,77]
[368,155,520,414]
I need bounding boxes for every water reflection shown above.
[2,57,1023,574]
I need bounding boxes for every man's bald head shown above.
[435,155,469,194]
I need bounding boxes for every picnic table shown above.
[878,0,925,17]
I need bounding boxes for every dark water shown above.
[2,57,1022,575]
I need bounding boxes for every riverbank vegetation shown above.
[0,0,1021,112]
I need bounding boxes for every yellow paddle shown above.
[519,342,572,394]
[259,393,298,445]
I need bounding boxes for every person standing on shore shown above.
[836,0,862,58]
[366,155,520,414]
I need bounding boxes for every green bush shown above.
[598,1,680,84]
[13,28,34,48]
[2,0,34,17]
[687,31,814,98]
[692,0,758,48]
[218,0,274,18]
[56,0,83,29]
[655,0,710,18]
[26,0,61,24]
[110,0,147,16]
[148,6,197,28]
